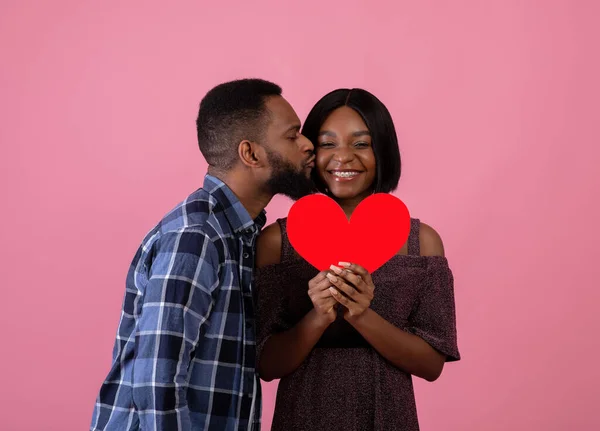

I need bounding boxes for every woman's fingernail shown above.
[338,262,351,267]
[329,264,342,274]
[326,273,337,282]
[329,287,337,294]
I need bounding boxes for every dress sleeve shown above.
[254,264,295,366]
[406,257,461,362]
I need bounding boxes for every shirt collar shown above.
[203,174,267,235]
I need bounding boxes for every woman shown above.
[255,88,460,430]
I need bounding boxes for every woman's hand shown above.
[308,271,338,326]
[326,262,375,321]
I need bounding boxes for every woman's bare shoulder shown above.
[419,221,445,257]
[256,222,283,268]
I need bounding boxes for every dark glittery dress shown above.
[255,218,460,431]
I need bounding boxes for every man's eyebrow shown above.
[284,124,301,134]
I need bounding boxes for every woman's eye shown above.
[319,142,334,148]
[355,142,369,148]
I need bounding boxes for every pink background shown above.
[1,1,599,429]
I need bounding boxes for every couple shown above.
[91,79,460,431]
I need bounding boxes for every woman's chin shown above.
[327,186,362,201]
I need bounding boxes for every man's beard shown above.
[265,150,317,201]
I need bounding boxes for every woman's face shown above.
[315,106,377,201]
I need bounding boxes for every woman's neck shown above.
[334,189,374,220]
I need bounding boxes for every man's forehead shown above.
[265,96,300,127]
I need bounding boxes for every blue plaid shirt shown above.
[91,175,266,431]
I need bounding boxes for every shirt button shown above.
[243,252,250,259]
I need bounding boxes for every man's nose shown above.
[299,134,314,153]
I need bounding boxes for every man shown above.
[91,79,316,430]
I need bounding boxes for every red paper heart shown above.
[287,193,410,273]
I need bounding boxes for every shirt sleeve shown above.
[132,229,219,430]
[406,257,461,362]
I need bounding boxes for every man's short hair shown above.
[196,79,282,170]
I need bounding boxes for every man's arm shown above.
[132,229,219,430]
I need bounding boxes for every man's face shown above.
[262,96,317,200]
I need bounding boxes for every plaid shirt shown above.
[91,175,266,431]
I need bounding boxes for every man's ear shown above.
[238,140,268,168]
